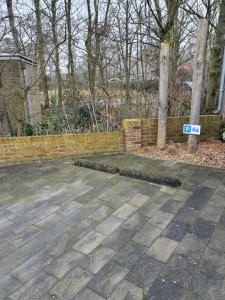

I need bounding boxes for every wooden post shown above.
[222,91,225,122]
[188,18,208,154]
[157,41,170,150]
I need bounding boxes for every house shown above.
[0,53,43,136]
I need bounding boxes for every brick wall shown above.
[0,115,221,164]
[123,115,221,151]
[0,131,124,165]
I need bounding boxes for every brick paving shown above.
[0,156,224,299]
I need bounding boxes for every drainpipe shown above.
[214,46,225,114]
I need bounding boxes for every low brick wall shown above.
[123,115,221,151]
[0,115,221,164]
[0,131,124,165]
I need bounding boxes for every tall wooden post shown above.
[157,41,170,150]
[188,18,208,154]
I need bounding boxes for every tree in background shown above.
[33,0,49,108]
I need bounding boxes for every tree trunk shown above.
[157,41,170,150]
[205,1,225,111]
[33,0,49,108]
[6,0,22,53]
[65,0,76,93]
[188,19,208,154]
[51,0,63,108]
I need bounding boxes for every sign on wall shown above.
[183,124,201,135]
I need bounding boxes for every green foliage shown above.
[219,122,225,142]
[21,106,106,136]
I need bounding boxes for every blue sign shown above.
[183,124,201,135]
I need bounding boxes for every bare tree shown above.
[205,0,225,111]
[65,0,76,93]
[5,0,22,53]
[33,0,49,108]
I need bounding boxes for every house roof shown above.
[0,53,37,65]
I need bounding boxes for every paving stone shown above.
[73,230,105,254]
[176,233,208,261]
[208,193,225,208]
[126,254,165,289]
[12,252,53,283]
[209,229,225,252]
[172,189,192,202]
[79,246,115,274]
[68,218,97,240]
[216,212,225,230]
[173,206,200,225]
[8,239,47,264]
[160,186,176,195]
[102,227,134,251]
[73,288,105,300]
[132,223,162,246]
[106,195,129,210]
[129,193,149,207]
[59,201,83,216]
[113,203,138,220]
[0,257,18,280]
[34,212,64,229]
[49,266,92,299]
[151,191,171,205]
[185,186,215,210]
[113,240,147,269]
[148,210,174,229]
[32,205,60,219]
[8,271,57,300]
[121,213,148,233]
[134,182,159,197]
[147,237,178,263]
[189,218,216,239]
[0,241,15,259]
[96,215,124,235]
[202,176,222,188]
[138,201,162,218]
[45,232,78,259]
[0,217,13,230]
[88,205,113,222]
[81,198,103,216]
[163,221,189,242]
[200,247,225,280]
[167,253,198,288]
[0,275,22,300]
[87,261,129,298]
[98,188,120,202]
[38,223,67,243]
[160,199,184,214]
[45,250,85,279]
[8,225,42,247]
[200,205,221,223]
[144,273,183,300]
[108,280,143,300]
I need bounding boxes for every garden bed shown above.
[135,138,225,169]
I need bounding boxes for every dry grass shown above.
[135,138,225,169]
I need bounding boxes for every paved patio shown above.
[0,155,225,300]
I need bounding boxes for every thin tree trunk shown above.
[33,0,49,108]
[65,0,76,93]
[6,0,22,53]
[205,1,225,111]
[188,19,208,154]
[51,0,63,108]
[157,41,170,150]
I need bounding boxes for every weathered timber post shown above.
[157,41,170,150]
[188,18,208,154]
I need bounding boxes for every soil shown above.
[135,138,225,169]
